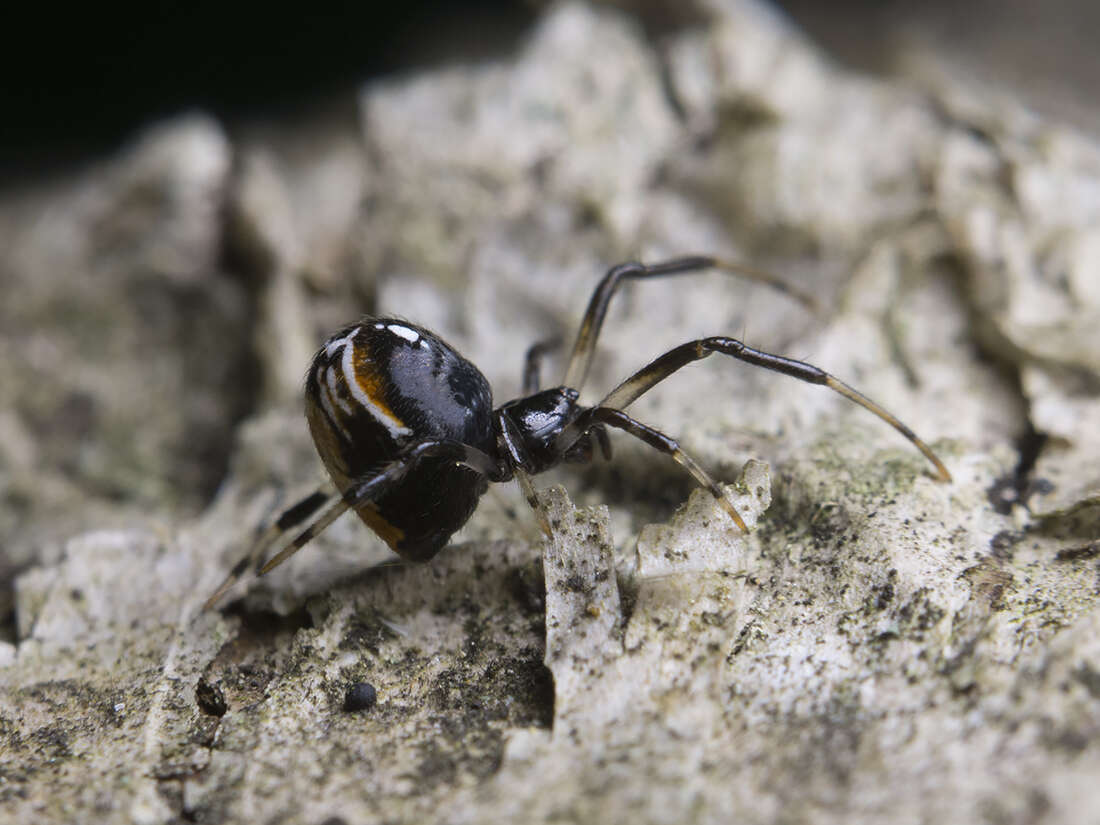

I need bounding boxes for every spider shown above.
[204,256,951,608]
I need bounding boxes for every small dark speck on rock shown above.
[343,682,378,712]
[564,573,587,593]
[318,818,349,825]
[195,676,227,717]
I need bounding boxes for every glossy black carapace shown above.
[204,256,951,608]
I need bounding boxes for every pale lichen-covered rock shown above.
[3,2,1099,824]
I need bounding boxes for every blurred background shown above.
[4,0,1098,184]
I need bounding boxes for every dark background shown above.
[3,1,1098,184]
[1,1,533,182]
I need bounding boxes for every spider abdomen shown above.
[304,319,495,560]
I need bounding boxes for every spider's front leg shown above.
[601,337,952,482]
[562,256,818,392]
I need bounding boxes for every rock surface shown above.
[3,2,1099,823]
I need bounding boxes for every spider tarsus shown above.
[823,376,952,483]
[718,495,749,532]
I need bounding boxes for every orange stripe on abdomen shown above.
[340,335,411,437]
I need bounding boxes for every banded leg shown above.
[560,406,749,531]
[522,338,562,394]
[600,337,952,482]
[562,256,818,391]
[203,488,331,610]
[204,441,504,609]
[258,439,506,576]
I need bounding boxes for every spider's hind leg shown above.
[202,487,332,610]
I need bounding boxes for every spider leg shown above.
[561,406,749,531]
[203,441,503,609]
[255,496,352,575]
[258,440,505,576]
[515,467,552,537]
[522,338,562,394]
[600,337,952,482]
[496,410,553,537]
[562,256,818,392]
[592,424,612,461]
[202,488,331,610]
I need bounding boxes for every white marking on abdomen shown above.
[326,328,359,357]
[387,324,419,344]
[317,372,352,441]
[341,335,412,438]
[325,366,354,415]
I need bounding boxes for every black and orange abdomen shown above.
[304,320,496,561]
